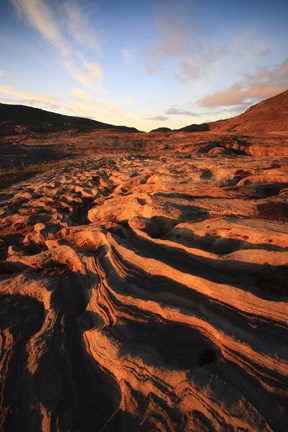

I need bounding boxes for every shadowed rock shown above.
[0,92,288,431]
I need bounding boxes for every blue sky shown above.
[0,0,287,131]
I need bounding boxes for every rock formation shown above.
[0,91,288,431]
[209,90,288,135]
[177,90,288,136]
[0,151,287,431]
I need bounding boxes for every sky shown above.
[0,0,287,131]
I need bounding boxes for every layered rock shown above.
[0,153,287,431]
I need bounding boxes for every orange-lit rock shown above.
[1,93,288,431]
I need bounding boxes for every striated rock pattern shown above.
[0,153,288,431]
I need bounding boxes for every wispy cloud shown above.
[68,88,125,122]
[11,0,103,88]
[146,0,281,94]
[166,106,199,117]
[147,2,194,57]
[178,46,230,81]
[65,58,103,88]
[127,97,134,106]
[200,58,288,107]
[62,0,101,52]
[11,0,70,56]
[254,48,271,58]
[145,106,199,124]
[122,48,133,64]
[146,115,168,122]
[145,1,233,84]
[0,85,60,109]
[145,1,192,75]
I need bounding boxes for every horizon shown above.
[2,88,287,132]
[0,0,288,131]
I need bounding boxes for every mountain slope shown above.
[175,90,288,135]
[209,90,288,135]
[0,103,139,134]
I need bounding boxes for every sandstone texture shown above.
[0,92,288,431]
[0,150,287,431]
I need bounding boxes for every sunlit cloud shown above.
[127,97,134,106]
[178,60,202,80]
[145,1,232,83]
[11,0,70,56]
[68,88,125,122]
[66,59,103,88]
[146,1,193,63]
[5,0,288,131]
[62,0,101,53]
[0,85,60,109]
[11,0,103,88]
[146,24,187,67]
[178,45,230,81]
[200,58,288,107]
[145,0,280,93]
[83,60,102,81]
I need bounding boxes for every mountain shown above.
[2,90,288,137]
[174,90,288,135]
[209,90,288,135]
[0,103,139,134]
[178,123,210,132]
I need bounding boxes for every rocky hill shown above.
[209,90,288,135]
[0,103,139,135]
[175,90,288,135]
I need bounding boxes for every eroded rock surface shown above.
[0,153,288,431]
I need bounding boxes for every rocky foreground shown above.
[0,147,288,431]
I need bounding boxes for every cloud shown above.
[11,0,103,88]
[83,60,102,80]
[200,58,288,107]
[147,24,187,65]
[145,2,193,74]
[0,35,8,46]
[166,106,199,117]
[178,60,202,80]
[146,0,279,91]
[146,115,168,122]
[66,58,103,88]
[254,48,271,58]
[146,106,200,124]
[62,0,101,52]
[178,45,230,81]
[145,2,231,82]
[122,48,133,64]
[147,1,195,60]
[0,85,60,109]
[11,0,70,56]
[68,88,125,122]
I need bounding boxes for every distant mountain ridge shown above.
[209,90,288,135]
[0,103,139,134]
[177,90,288,135]
[1,90,288,136]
